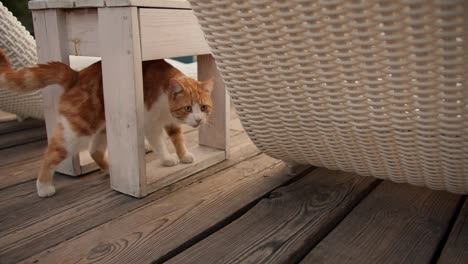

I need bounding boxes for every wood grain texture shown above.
[66,8,99,56]
[0,141,46,190]
[98,7,146,197]
[105,0,191,9]
[0,127,46,150]
[168,169,379,264]
[301,181,462,264]
[198,55,229,154]
[139,9,210,61]
[0,129,258,263]
[29,0,191,9]
[0,119,45,135]
[438,199,468,264]
[32,9,82,176]
[21,155,306,264]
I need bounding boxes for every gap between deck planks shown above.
[167,168,380,264]
[437,197,468,264]
[0,130,259,263]
[301,181,462,264]
[18,156,312,264]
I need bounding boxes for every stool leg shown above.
[99,7,146,197]
[197,55,230,158]
[32,9,81,176]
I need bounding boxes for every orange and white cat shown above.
[0,50,213,197]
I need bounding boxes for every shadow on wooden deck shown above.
[0,116,466,264]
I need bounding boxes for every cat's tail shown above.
[0,49,78,92]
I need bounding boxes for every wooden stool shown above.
[29,0,229,197]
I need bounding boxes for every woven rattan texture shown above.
[188,0,468,193]
[0,2,43,119]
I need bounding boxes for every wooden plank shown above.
[301,182,462,264]
[105,0,191,9]
[0,127,47,150]
[66,9,99,56]
[20,155,308,264]
[75,0,105,8]
[146,146,225,187]
[0,130,258,263]
[28,0,47,10]
[438,199,468,264]
[0,119,45,135]
[198,55,230,154]
[0,141,46,190]
[28,0,191,9]
[32,9,82,176]
[44,0,76,9]
[168,169,378,264]
[139,9,210,61]
[98,7,146,197]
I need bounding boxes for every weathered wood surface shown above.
[0,128,258,263]
[21,155,309,264]
[0,119,44,135]
[29,0,191,9]
[0,141,46,190]
[168,169,379,264]
[0,126,47,150]
[99,6,146,197]
[438,199,468,264]
[301,182,462,264]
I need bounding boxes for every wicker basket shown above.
[188,0,468,193]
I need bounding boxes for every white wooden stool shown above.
[29,0,229,197]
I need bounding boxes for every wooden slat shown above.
[198,55,230,154]
[66,9,99,56]
[0,127,47,150]
[105,0,191,9]
[29,0,191,10]
[301,182,462,264]
[438,199,468,264]
[0,119,45,135]
[21,155,309,264]
[146,146,225,186]
[0,130,259,263]
[75,0,105,7]
[32,9,82,175]
[139,9,210,61]
[168,169,379,264]
[98,7,146,197]
[0,141,46,190]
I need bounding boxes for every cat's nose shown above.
[195,118,202,125]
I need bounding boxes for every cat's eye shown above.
[184,106,192,112]
[200,105,208,112]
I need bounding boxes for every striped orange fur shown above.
[0,49,213,197]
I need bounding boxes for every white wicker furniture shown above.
[188,0,468,193]
[0,2,42,119]
[29,0,230,197]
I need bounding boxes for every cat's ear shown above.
[169,79,184,95]
[201,79,214,93]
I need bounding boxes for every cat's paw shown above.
[162,155,179,167]
[180,152,194,164]
[36,180,56,197]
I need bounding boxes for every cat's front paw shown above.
[180,152,194,164]
[36,180,56,197]
[162,155,179,167]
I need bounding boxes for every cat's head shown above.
[167,77,213,128]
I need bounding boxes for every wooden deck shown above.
[0,114,467,264]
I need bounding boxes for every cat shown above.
[0,49,213,197]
